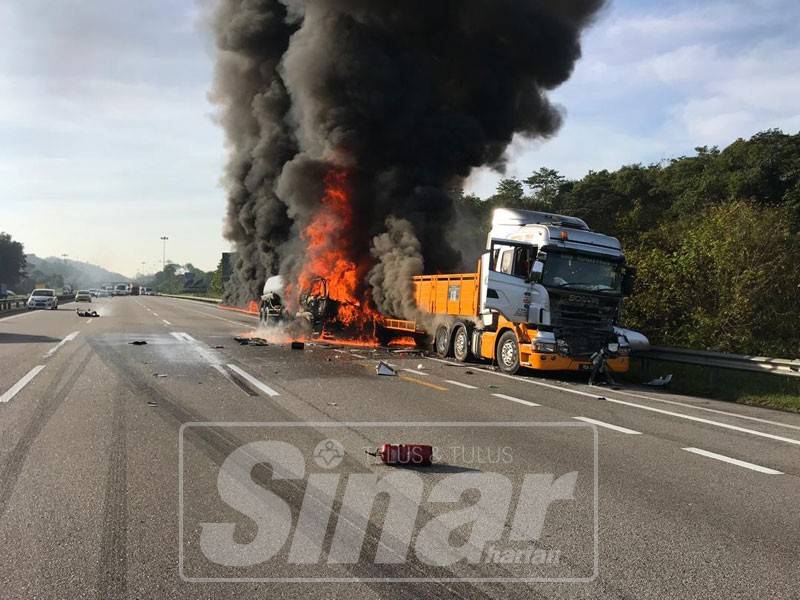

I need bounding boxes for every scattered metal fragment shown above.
[147,400,158,407]
[77,309,100,317]
[153,373,168,378]
[291,341,305,350]
[645,374,673,387]
[327,402,338,407]
[214,345,225,349]
[235,336,269,346]
[465,370,474,375]
[376,361,397,376]
[129,340,148,346]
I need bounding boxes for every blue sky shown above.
[1,0,799,276]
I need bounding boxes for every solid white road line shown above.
[44,331,79,358]
[402,369,430,377]
[165,303,257,329]
[607,388,800,432]
[226,364,280,397]
[683,447,783,475]
[573,416,641,434]
[0,311,34,322]
[492,393,539,407]
[0,366,46,403]
[604,397,800,446]
[425,357,800,446]
[162,319,172,326]
[444,379,477,390]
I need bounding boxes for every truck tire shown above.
[496,331,520,374]
[452,323,471,363]
[434,325,452,358]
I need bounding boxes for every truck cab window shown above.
[512,245,537,279]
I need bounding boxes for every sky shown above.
[1,0,799,277]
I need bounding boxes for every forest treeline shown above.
[455,129,800,357]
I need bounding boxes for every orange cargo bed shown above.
[412,272,479,317]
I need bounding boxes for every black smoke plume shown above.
[212,0,604,313]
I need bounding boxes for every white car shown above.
[27,289,59,310]
[75,290,92,303]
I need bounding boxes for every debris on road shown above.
[147,400,158,407]
[291,341,305,350]
[366,444,433,466]
[327,402,338,407]
[129,340,148,346]
[214,345,225,349]
[153,373,168,378]
[77,309,100,317]
[645,374,673,387]
[391,348,420,355]
[376,361,397,376]
[417,364,425,370]
[235,336,269,346]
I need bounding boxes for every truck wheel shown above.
[452,324,471,362]
[434,325,452,358]
[496,331,520,374]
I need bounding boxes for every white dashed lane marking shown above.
[444,379,477,390]
[492,393,539,407]
[0,366,46,403]
[573,416,641,435]
[683,448,782,475]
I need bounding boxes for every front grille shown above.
[549,291,620,357]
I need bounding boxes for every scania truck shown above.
[406,209,647,374]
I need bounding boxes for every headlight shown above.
[607,342,620,353]
[534,341,556,353]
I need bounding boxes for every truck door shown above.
[481,241,537,323]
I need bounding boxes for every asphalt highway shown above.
[1,296,798,599]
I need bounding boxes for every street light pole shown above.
[160,236,169,270]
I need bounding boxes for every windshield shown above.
[542,251,623,293]
[33,289,54,297]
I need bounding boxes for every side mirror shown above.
[622,268,636,296]
[528,261,544,283]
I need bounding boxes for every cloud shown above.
[467,0,800,196]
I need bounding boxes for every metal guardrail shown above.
[0,294,74,313]
[638,346,800,378]
[0,297,27,312]
[156,293,222,304]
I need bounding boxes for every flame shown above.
[388,336,417,347]
[296,170,382,341]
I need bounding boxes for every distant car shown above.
[27,289,58,310]
[140,287,153,296]
[114,284,130,296]
[75,290,92,303]
[96,289,110,298]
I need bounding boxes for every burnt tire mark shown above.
[0,346,94,520]
[96,380,128,599]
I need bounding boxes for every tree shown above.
[492,178,525,206]
[623,201,800,357]
[524,168,566,207]
[210,258,225,298]
[0,233,26,287]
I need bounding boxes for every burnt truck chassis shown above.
[260,277,427,346]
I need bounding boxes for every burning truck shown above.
[258,207,648,375]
